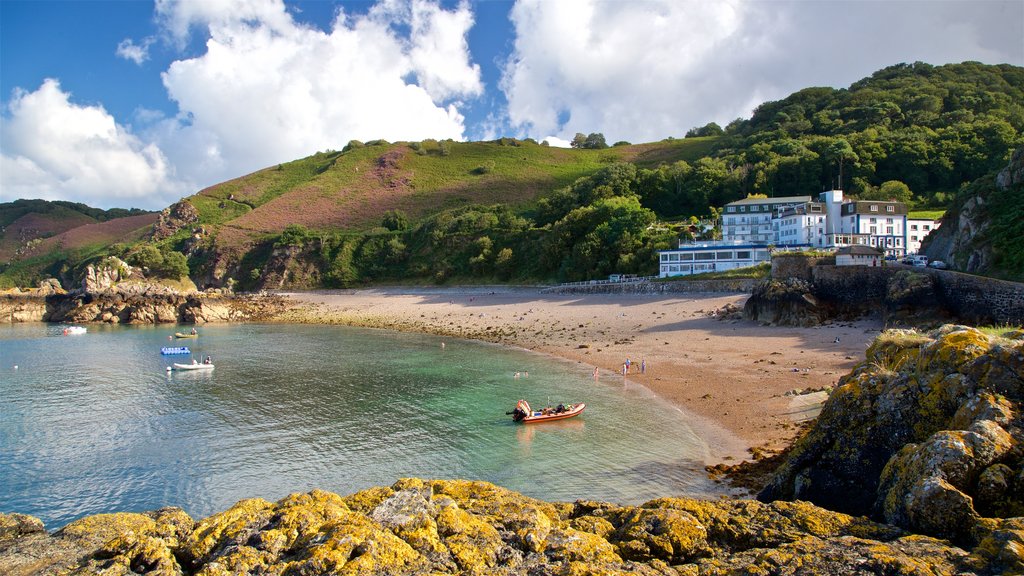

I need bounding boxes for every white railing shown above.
[556,275,657,287]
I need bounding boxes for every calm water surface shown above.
[0,323,729,528]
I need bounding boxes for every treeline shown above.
[0,199,152,228]
[685,62,1024,207]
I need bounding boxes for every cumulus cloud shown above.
[152,0,482,188]
[0,79,187,209]
[116,37,154,65]
[501,0,1024,144]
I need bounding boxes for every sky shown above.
[1,0,1022,211]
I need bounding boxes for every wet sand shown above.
[275,287,881,465]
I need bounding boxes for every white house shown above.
[906,218,941,255]
[721,196,811,244]
[835,245,884,266]
[835,199,907,257]
[658,241,771,278]
[774,201,827,248]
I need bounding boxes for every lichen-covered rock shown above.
[0,478,1014,575]
[762,325,1024,546]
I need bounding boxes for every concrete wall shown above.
[542,278,758,295]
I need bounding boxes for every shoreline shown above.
[273,287,882,468]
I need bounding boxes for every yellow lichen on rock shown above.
[180,497,275,566]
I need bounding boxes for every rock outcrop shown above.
[152,201,200,242]
[761,326,1023,550]
[4,478,1017,575]
[0,291,289,325]
[81,257,134,293]
[924,146,1024,277]
[743,277,829,326]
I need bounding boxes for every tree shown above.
[159,251,190,279]
[685,122,724,137]
[570,133,588,148]
[878,180,913,203]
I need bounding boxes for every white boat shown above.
[169,362,214,371]
[62,326,87,335]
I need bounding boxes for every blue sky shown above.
[2,0,1022,210]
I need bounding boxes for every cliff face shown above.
[0,291,288,324]
[3,478,1016,576]
[761,326,1023,550]
[924,146,1024,277]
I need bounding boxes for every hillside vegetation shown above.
[2,61,1022,290]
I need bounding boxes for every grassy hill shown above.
[188,137,717,247]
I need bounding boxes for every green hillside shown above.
[2,62,1021,290]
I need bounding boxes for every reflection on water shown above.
[0,323,734,528]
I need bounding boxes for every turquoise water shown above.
[0,323,728,528]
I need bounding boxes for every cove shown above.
[0,323,735,528]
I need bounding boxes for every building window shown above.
[887,218,893,224]
[737,251,751,259]
[739,206,746,212]
[886,227,893,234]
[727,206,736,213]
[870,226,877,234]
[910,224,918,230]
[870,205,878,212]
[923,225,931,231]
[886,205,895,212]
[669,254,679,261]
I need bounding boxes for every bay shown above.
[0,323,732,528]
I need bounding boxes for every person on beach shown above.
[641,358,646,374]
[593,367,599,379]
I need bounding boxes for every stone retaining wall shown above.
[542,278,758,295]
[808,264,1024,324]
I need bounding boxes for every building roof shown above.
[836,245,884,256]
[725,195,812,206]
[841,200,908,215]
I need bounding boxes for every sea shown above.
[0,322,732,529]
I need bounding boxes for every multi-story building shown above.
[721,196,811,244]
[836,199,908,257]
[906,218,940,255]
[774,201,827,248]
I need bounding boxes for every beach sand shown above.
[275,287,881,466]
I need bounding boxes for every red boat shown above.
[510,399,586,423]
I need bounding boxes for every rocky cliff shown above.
[0,289,288,324]
[924,146,1024,279]
[3,477,1019,576]
[760,326,1023,552]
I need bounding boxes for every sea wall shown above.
[3,477,1019,575]
[542,278,757,295]
[808,265,1024,325]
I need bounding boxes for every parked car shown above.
[928,260,948,269]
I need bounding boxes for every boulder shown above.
[761,326,1024,546]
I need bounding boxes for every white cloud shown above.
[116,37,154,65]
[0,79,187,209]
[502,0,1024,144]
[153,0,482,188]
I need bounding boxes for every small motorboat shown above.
[62,326,87,335]
[509,399,585,423]
[173,332,198,339]
[161,346,191,355]
[169,361,214,371]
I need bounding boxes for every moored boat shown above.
[509,399,585,423]
[170,361,214,371]
[62,326,87,335]
[173,332,198,339]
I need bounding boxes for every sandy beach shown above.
[275,287,882,466]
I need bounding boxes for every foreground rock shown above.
[761,325,1023,553]
[3,478,1016,575]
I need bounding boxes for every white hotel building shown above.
[658,190,916,278]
